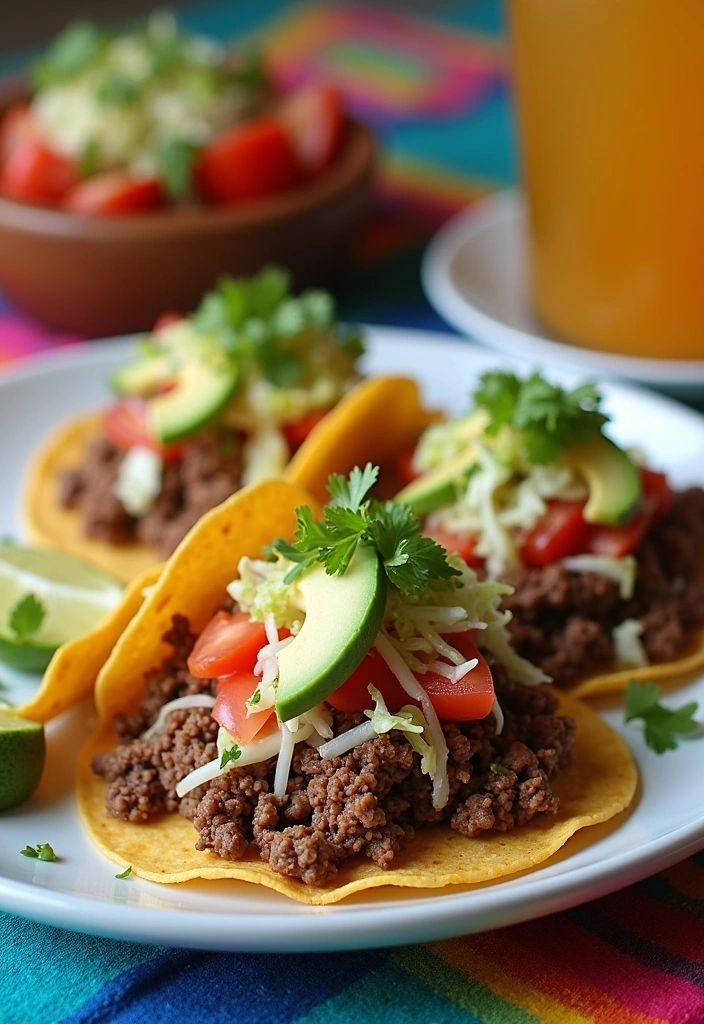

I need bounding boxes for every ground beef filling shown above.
[92,615,576,887]
[502,487,704,686]
[59,429,244,558]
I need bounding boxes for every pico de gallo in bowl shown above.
[0,14,347,213]
[24,266,367,582]
[0,17,374,334]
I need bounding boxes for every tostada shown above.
[74,466,636,905]
[296,369,704,698]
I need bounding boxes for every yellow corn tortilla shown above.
[76,478,636,906]
[571,628,704,698]
[23,377,434,585]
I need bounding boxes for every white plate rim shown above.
[1,325,704,953]
[421,190,704,387]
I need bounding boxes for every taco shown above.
[317,371,704,699]
[24,266,373,583]
[76,469,636,905]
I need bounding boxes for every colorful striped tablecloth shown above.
[2,4,704,1022]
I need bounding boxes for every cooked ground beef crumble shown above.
[92,615,576,887]
[501,487,704,686]
[59,429,244,558]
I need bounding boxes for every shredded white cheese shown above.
[612,618,648,668]
[113,446,163,517]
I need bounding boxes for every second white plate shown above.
[422,191,704,399]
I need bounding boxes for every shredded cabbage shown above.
[366,686,436,778]
[227,554,304,630]
[240,426,290,486]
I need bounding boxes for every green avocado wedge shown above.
[275,543,387,722]
[112,337,239,444]
[395,447,478,518]
[565,434,642,525]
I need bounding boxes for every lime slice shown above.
[0,543,124,672]
[0,707,45,810]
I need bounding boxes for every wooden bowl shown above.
[0,83,376,336]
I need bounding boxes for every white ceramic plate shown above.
[422,191,704,400]
[2,327,704,953]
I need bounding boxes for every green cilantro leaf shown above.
[329,464,379,510]
[624,679,700,754]
[115,865,132,879]
[9,594,45,641]
[21,843,57,861]
[96,73,140,106]
[155,138,200,199]
[474,370,608,465]
[489,762,512,776]
[189,268,356,386]
[32,20,110,88]
[275,466,461,597]
[79,139,100,178]
[220,744,242,769]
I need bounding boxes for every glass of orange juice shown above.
[507,0,704,359]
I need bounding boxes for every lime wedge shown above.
[0,543,124,672]
[0,707,45,810]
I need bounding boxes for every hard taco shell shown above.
[75,478,637,906]
[23,377,434,584]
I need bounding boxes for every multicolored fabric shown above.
[2,3,703,1022]
[3,853,704,1023]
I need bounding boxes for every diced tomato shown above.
[639,466,673,519]
[195,117,303,204]
[101,398,184,463]
[278,84,344,175]
[153,311,185,333]
[0,103,34,168]
[0,133,79,205]
[327,629,492,722]
[63,172,163,215]
[282,408,331,452]
[326,647,410,713]
[187,610,268,679]
[582,509,649,558]
[418,633,494,721]
[212,670,275,746]
[519,499,589,567]
[422,523,484,569]
[394,445,420,488]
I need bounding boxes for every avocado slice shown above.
[275,543,387,722]
[565,434,642,525]
[395,447,478,518]
[111,333,239,444]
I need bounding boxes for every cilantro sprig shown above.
[624,680,700,754]
[474,370,609,465]
[9,594,45,642]
[220,744,242,769]
[191,268,363,387]
[20,843,57,862]
[273,465,460,597]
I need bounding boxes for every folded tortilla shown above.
[75,478,637,906]
[23,377,434,584]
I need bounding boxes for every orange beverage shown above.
[508,0,704,358]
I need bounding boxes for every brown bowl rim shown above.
[0,78,376,240]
